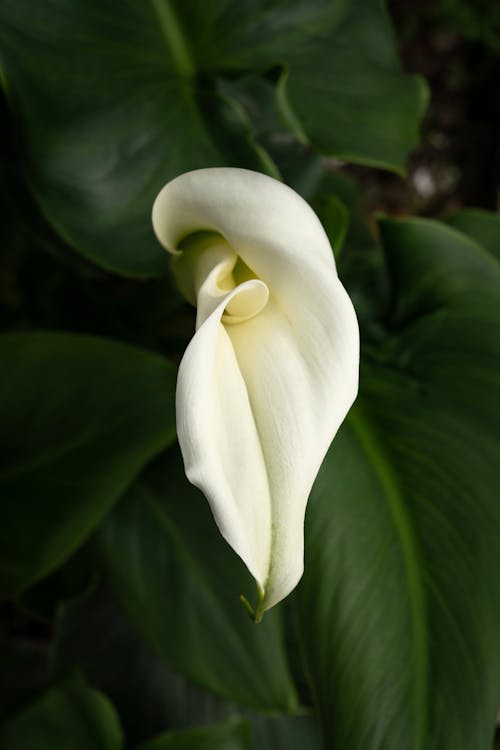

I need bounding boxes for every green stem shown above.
[239,594,256,620]
[240,583,266,624]
[151,0,195,80]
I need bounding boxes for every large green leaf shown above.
[0,0,426,275]
[250,714,321,750]
[0,2,271,277]
[53,585,322,748]
[191,1,427,171]
[140,716,320,750]
[53,584,195,745]
[0,333,176,597]
[96,448,297,712]
[445,209,500,262]
[137,719,251,750]
[0,673,123,749]
[297,217,500,749]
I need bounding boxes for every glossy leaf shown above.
[0,3,271,276]
[0,0,426,275]
[0,673,123,749]
[0,333,176,597]
[96,447,297,712]
[273,1,428,171]
[137,719,251,750]
[297,217,500,749]
[445,209,500,261]
[193,2,427,171]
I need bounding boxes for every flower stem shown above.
[239,584,265,624]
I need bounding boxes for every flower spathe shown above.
[152,168,359,619]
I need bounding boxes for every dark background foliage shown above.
[354,0,500,217]
[1,0,499,748]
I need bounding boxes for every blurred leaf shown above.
[53,584,318,747]
[250,714,321,750]
[315,169,377,258]
[311,195,349,259]
[0,0,426,275]
[445,209,500,262]
[53,584,191,746]
[0,333,176,597]
[313,170,388,332]
[437,0,500,52]
[0,636,50,720]
[136,718,251,750]
[96,447,297,712]
[297,217,500,749]
[0,672,123,749]
[19,546,97,623]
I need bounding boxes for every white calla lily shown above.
[152,168,359,620]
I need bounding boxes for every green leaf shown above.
[445,209,500,262]
[54,584,323,746]
[0,673,123,749]
[310,195,349,259]
[96,448,297,712]
[312,169,388,329]
[190,1,427,171]
[0,2,273,277]
[315,169,378,259]
[136,718,251,750]
[53,585,186,745]
[54,585,320,747]
[250,714,321,750]
[297,217,500,749]
[274,2,428,172]
[19,547,97,623]
[0,333,176,597]
[0,0,426,275]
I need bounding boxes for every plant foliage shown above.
[0,1,498,749]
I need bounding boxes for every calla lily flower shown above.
[152,168,359,620]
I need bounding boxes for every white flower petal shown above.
[152,168,359,615]
[177,282,272,592]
